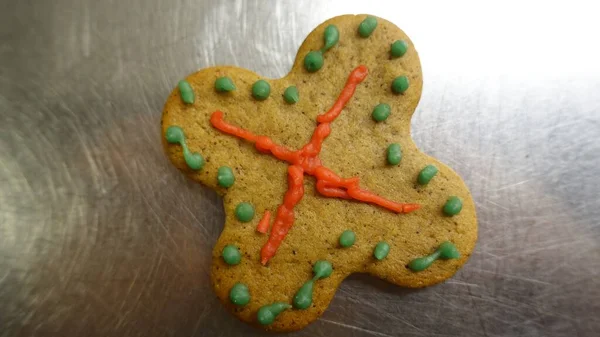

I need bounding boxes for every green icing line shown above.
[229,283,250,306]
[283,86,299,104]
[322,25,340,52]
[293,260,333,310]
[418,165,438,185]
[165,126,204,170]
[372,103,391,122]
[358,16,377,37]
[373,242,390,260]
[215,77,236,92]
[257,302,291,325]
[304,25,339,72]
[235,202,255,222]
[386,143,402,165]
[443,196,463,216]
[339,230,356,247]
[222,245,241,265]
[390,40,409,58]
[252,80,271,100]
[392,76,410,94]
[408,241,460,271]
[217,166,235,188]
[178,80,195,104]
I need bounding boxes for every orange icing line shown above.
[210,65,420,265]
[256,211,271,234]
[260,165,304,265]
[317,65,369,123]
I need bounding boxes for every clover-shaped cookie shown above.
[161,14,477,331]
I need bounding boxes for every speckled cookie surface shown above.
[161,14,477,332]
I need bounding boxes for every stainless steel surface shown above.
[1,1,599,336]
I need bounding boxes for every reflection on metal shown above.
[1,0,599,336]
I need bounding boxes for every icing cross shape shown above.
[210,65,420,265]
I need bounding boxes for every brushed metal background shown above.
[1,1,599,336]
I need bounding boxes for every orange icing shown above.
[210,65,419,265]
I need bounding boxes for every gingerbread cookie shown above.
[161,14,477,331]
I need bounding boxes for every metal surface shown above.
[1,1,599,336]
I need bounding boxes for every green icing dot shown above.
[293,280,314,309]
[229,283,250,306]
[418,165,438,185]
[235,202,255,222]
[222,245,241,265]
[217,166,235,188]
[339,230,356,248]
[257,302,291,325]
[312,260,333,280]
[392,76,410,94]
[438,241,461,259]
[215,77,236,92]
[165,125,185,144]
[358,16,378,37]
[323,25,340,51]
[373,242,390,260]
[386,143,402,165]
[443,196,463,216]
[408,241,460,271]
[304,50,324,72]
[390,40,409,58]
[407,256,434,272]
[283,86,299,104]
[372,103,391,122]
[165,126,204,170]
[178,80,195,104]
[252,80,271,100]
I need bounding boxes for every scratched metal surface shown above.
[1,0,599,336]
